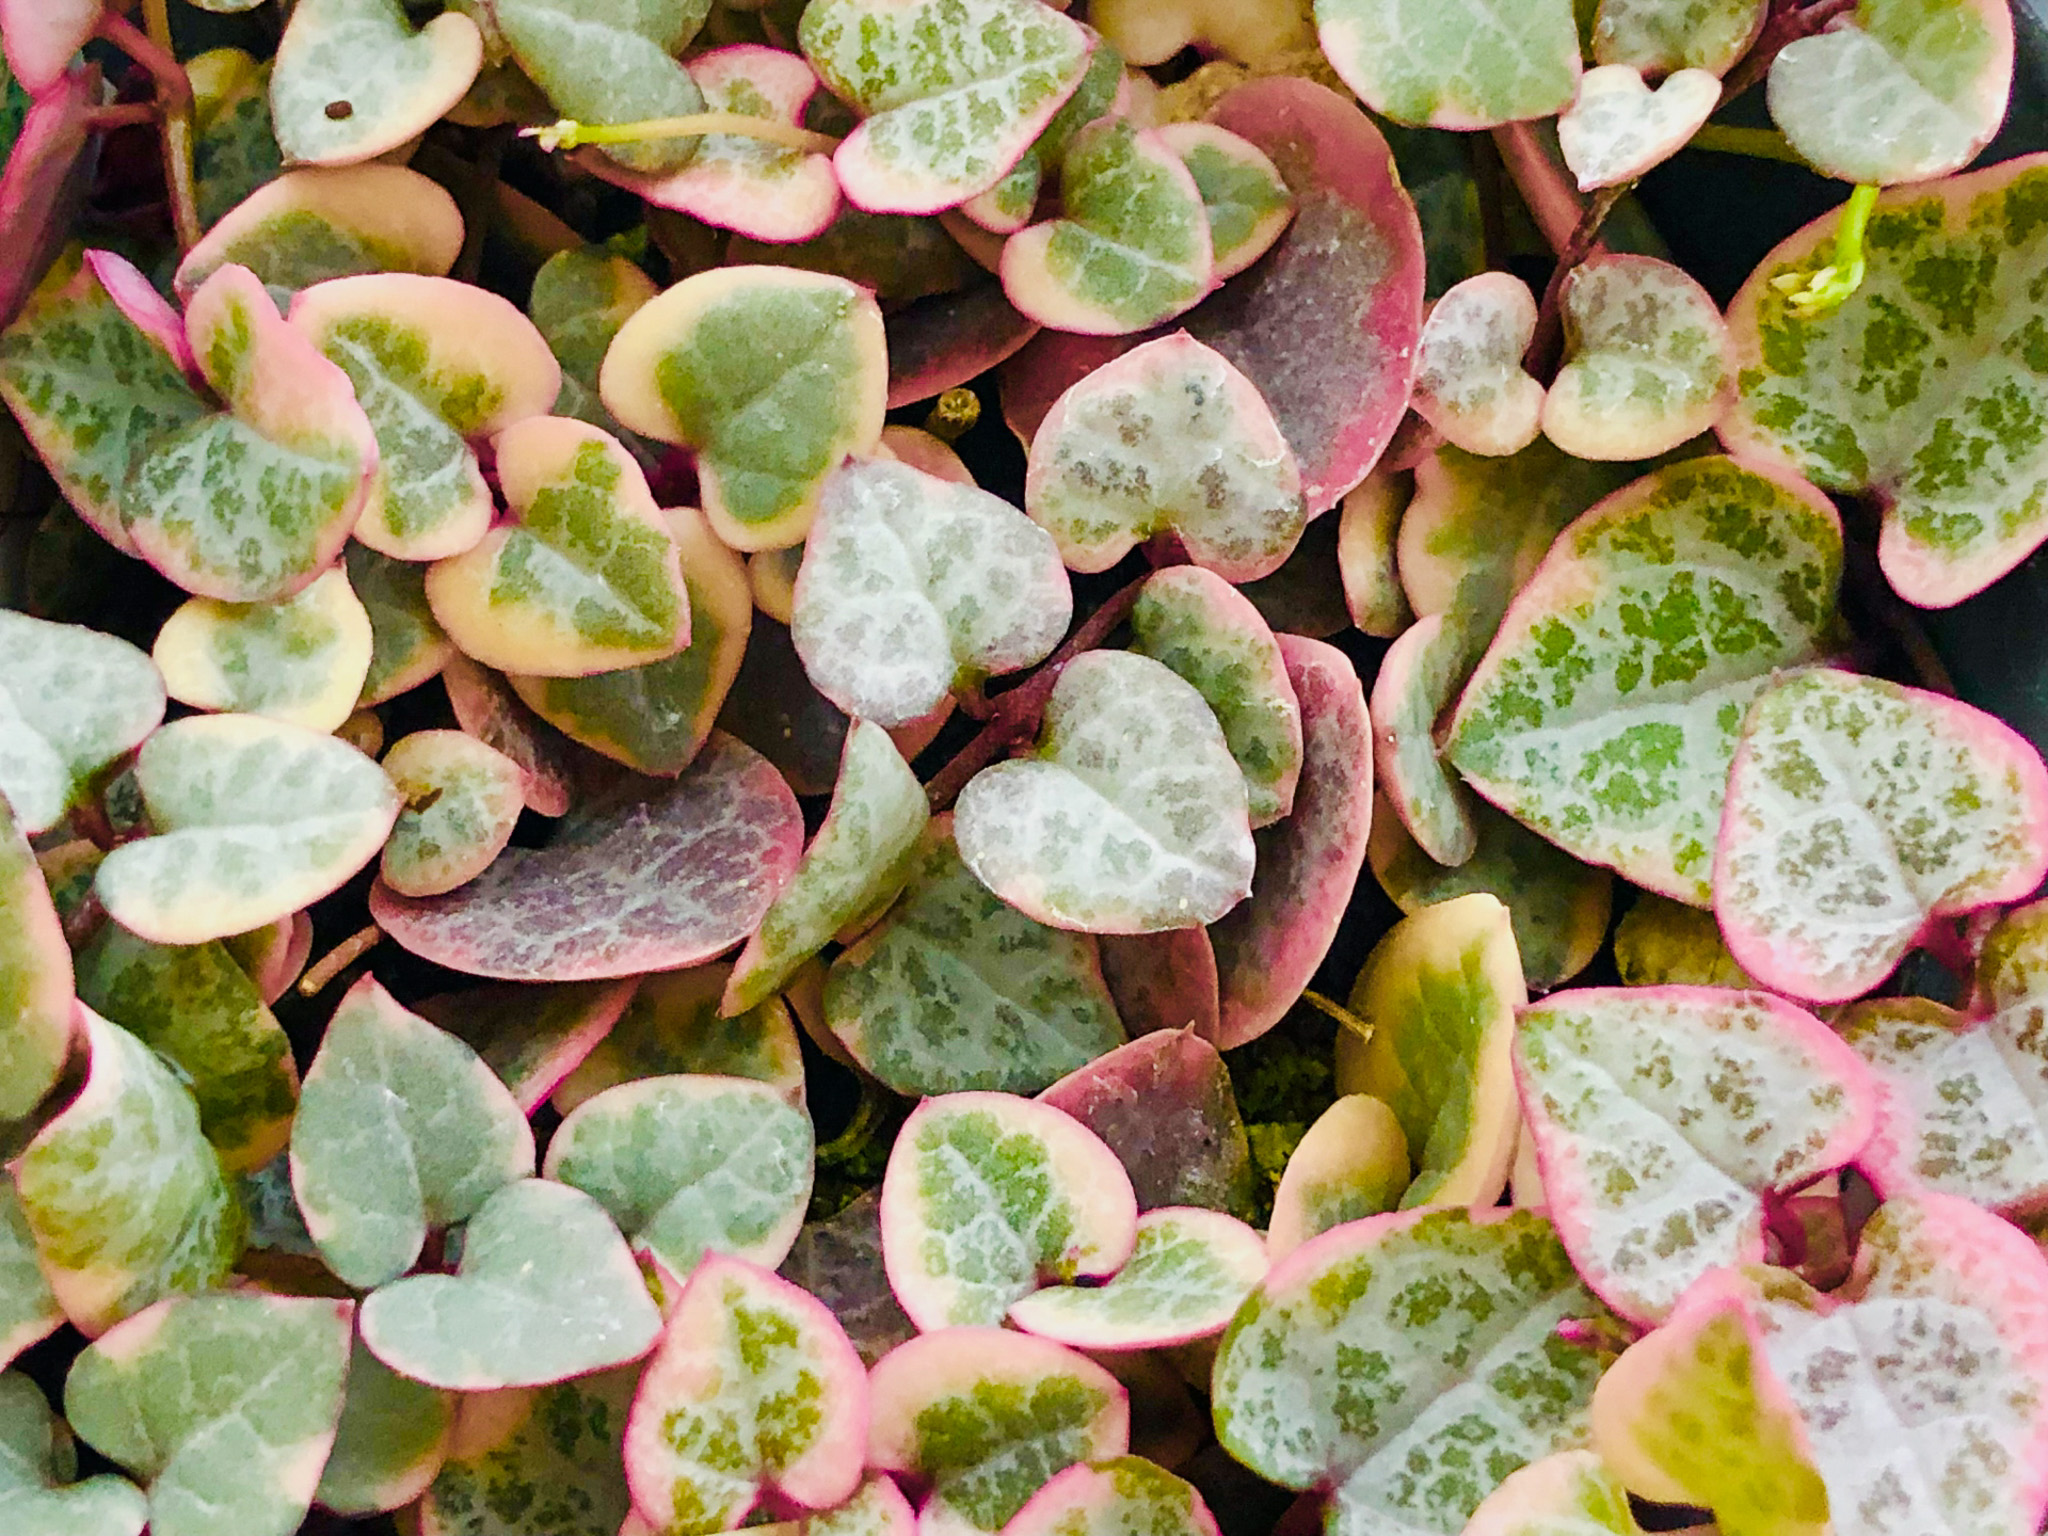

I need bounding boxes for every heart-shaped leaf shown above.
[790,457,1071,727]
[601,266,888,550]
[373,732,802,980]
[1559,66,1720,192]
[1716,668,2048,1002]
[1542,256,1733,461]
[0,1371,147,1536]
[957,650,1256,933]
[1265,1094,1408,1260]
[426,416,689,677]
[1463,1451,1649,1536]
[126,264,379,605]
[1002,119,1215,336]
[1005,1457,1222,1536]
[799,0,1094,215]
[1766,0,2013,184]
[271,0,484,167]
[543,1074,813,1282]
[13,1009,244,1335]
[1024,333,1305,581]
[623,1256,867,1531]
[1211,1207,1610,1534]
[1156,122,1295,282]
[497,0,709,178]
[555,964,803,1113]
[1725,159,2048,607]
[1008,1207,1267,1351]
[1211,636,1374,1049]
[1129,567,1302,830]
[289,273,561,560]
[1412,273,1545,459]
[290,976,534,1289]
[418,1367,637,1536]
[527,246,658,443]
[315,1333,454,1517]
[879,1091,1138,1331]
[420,978,638,1115]
[1592,0,1767,74]
[1336,891,1525,1209]
[1315,0,1581,128]
[378,729,526,898]
[0,610,166,837]
[176,164,465,300]
[65,1292,353,1536]
[1516,985,1879,1325]
[95,714,401,946]
[153,565,374,733]
[349,544,454,706]
[73,923,299,1173]
[778,1192,918,1370]
[361,1177,662,1390]
[728,719,928,1016]
[866,1328,1129,1536]
[0,791,72,1123]
[1445,456,1842,905]
[1096,931,1221,1040]
[1373,613,1481,868]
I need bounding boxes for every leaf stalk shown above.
[524,114,841,158]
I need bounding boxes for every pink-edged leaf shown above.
[1558,65,1719,192]
[372,731,803,981]
[226,913,313,1007]
[1209,636,1372,1050]
[1003,1457,1222,1536]
[80,250,193,379]
[270,0,483,168]
[1410,272,1544,459]
[997,327,1128,449]
[1265,1095,1409,1261]
[416,1366,637,1536]
[0,0,96,96]
[420,978,637,1116]
[1096,930,1221,1040]
[378,730,526,898]
[441,652,580,817]
[777,1190,917,1369]
[0,61,99,379]
[0,785,74,1121]
[1371,613,1478,867]
[885,282,1040,410]
[1009,1207,1267,1351]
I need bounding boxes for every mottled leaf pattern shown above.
[1265,1095,1409,1261]
[1005,1457,1222,1536]
[777,1192,918,1370]
[496,0,710,178]
[1314,0,1581,128]
[0,789,73,1124]
[421,978,637,1116]
[153,566,374,733]
[556,964,804,1113]
[1008,1208,1267,1350]
[315,1334,454,1516]
[378,730,526,898]
[0,1178,60,1373]
[271,0,483,167]
[0,1371,147,1536]
[1592,0,1767,74]
[1412,273,1545,458]
[1372,614,1479,869]
[1462,1451,1647,1536]
[418,1367,637,1536]
[349,543,454,705]
[1558,66,1720,192]
[1157,122,1295,282]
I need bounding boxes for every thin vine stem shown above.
[524,113,840,157]
[1688,124,1810,166]
[298,923,384,998]
[1522,184,1629,380]
[136,0,201,252]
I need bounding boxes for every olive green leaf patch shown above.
[1592,0,1767,75]
[271,0,484,168]
[188,49,283,231]
[1542,255,1734,461]
[0,1177,62,1371]
[289,975,534,1289]
[496,0,710,178]
[64,1293,353,1536]
[1156,122,1295,281]
[0,610,164,840]
[1445,455,1843,905]
[94,713,401,946]
[1371,613,1480,868]
[1411,272,1546,458]
[418,1367,636,1536]
[1315,0,1582,128]
[557,962,803,1112]
[418,977,638,1115]
[289,273,562,560]
[378,729,525,898]
[1766,0,2014,185]
[349,543,455,706]
[542,1074,814,1283]
[1002,118,1215,336]
[957,35,1126,237]
[153,565,375,733]
[1715,668,2048,1003]
[1005,1457,1223,1536]
[798,0,1094,215]
[527,245,658,441]
[1611,890,1758,989]
[1265,1095,1408,1260]
[314,1333,454,1517]
[955,650,1257,934]
[601,266,888,551]
[1724,158,2048,607]
[426,415,689,677]
[1558,65,1720,192]
[1007,1207,1268,1351]
[790,457,1072,728]
[1024,333,1306,581]
[1462,1451,1648,1536]
[0,1371,147,1536]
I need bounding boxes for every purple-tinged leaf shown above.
[420,978,637,1115]
[779,1191,917,1369]
[1096,931,1222,1040]
[885,282,1040,410]
[998,328,1128,450]
[441,652,579,816]
[0,64,103,330]
[553,963,804,1113]
[1009,1207,1267,1351]
[1265,1094,1408,1261]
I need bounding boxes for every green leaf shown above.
[0,791,73,1122]
[65,1293,353,1536]
[0,1178,60,1372]
[1724,159,2048,607]
[955,651,1256,933]
[1339,474,1415,641]
[289,975,534,1289]
[1265,1095,1408,1260]
[1211,1207,1609,1532]
[729,720,929,1017]
[799,0,1094,214]
[14,1009,244,1335]
[866,1328,1129,1535]
[425,416,689,678]
[152,565,375,733]
[528,246,658,438]
[1024,332,1306,581]
[622,1256,867,1530]
[1413,273,1545,459]
[496,0,711,177]
[348,543,455,705]
[1004,1457,1222,1536]
[0,1371,147,1536]
[1157,121,1295,281]
[789,458,1071,727]
[1557,65,1721,193]
[1008,1208,1268,1351]
[313,1332,454,1516]
[378,729,527,898]
[1336,892,1525,1209]
[1444,456,1843,905]
[1516,985,1878,1324]
[553,964,804,1113]
[1002,118,1214,336]
[601,266,888,550]
[1542,256,1733,461]
[1372,614,1480,868]
[0,611,165,838]
[1462,1451,1647,1536]
[802,1477,918,1535]
[73,922,300,1174]
[1314,0,1581,128]
[877,1091,1137,1331]
[1611,891,1757,988]
[271,0,484,167]
[360,1177,662,1390]
[419,977,639,1114]
[1592,0,1767,75]
[419,1368,636,1536]
[543,1074,813,1282]
[1766,0,2013,184]
[95,714,401,946]
[189,50,283,230]
[1716,669,2048,1002]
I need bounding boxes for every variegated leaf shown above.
[315,1333,454,1516]
[777,1192,918,1370]
[1611,891,1758,988]
[1411,273,1545,458]
[153,566,374,733]
[271,0,484,167]
[555,964,803,1112]
[1338,470,1413,638]
[1005,1457,1222,1536]
[0,612,166,838]
[0,1178,60,1373]
[1463,1452,1648,1536]
[1089,0,1314,67]
[0,0,97,95]
[0,788,68,1137]
[1558,66,1720,192]
[189,49,282,230]
[1592,0,1767,75]
[349,543,455,705]
[496,0,710,178]
[0,1371,147,1536]
[418,1367,636,1536]
[378,729,526,898]
[1265,1095,1408,1260]
[527,245,657,441]
[1156,122,1295,281]
[1008,1207,1267,1351]
[1372,613,1478,869]
[420,978,637,1115]
[1314,0,1581,128]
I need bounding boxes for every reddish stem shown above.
[1720,0,1860,103]
[1523,185,1629,381]
[1490,121,1597,260]
[95,10,191,112]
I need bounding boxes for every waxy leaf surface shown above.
[557,964,803,1112]
[271,0,483,167]
[316,1335,454,1516]
[497,0,710,178]
[1158,122,1295,282]
[1592,0,1766,74]
[1462,1451,1648,1536]
[0,788,72,1121]
[1558,66,1720,192]
[1008,1207,1267,1351]
[1411,273,1544,459]
[777,1192,918,1370]
[1095,930,1222,1041]
[153,565,373,733]
[422,978,638,1116]
[350,544,454,705]
[0,1179,60,1372]
[1314,0,1581,128]
[0,1371,147,1536]
[1265,1095,1409,1260]
[418,1368,636,1536]
[1005,1457,1221,1536]
[0,611,164,838]
[378,730,527,898]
